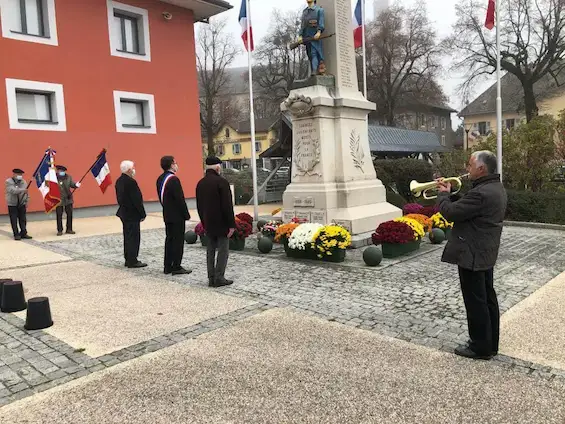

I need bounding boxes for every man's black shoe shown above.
[454,345,493,360]
[209,277,233,287]
[164,269,172,275]
[21,234,32,239]
[466,339,497,356]
[14,235,21,241]
[66,230,76,235]
[57,231,63,236]
[172,267,192,276]
[127,261,147,268]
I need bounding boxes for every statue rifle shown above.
[289,33,335,50]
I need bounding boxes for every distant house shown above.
[459,72,565,148]
[210,118,278,170]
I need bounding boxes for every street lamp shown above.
[463,122,473,151]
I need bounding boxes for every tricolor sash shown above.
[158,173,175,205]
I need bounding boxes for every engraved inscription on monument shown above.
[335,0,355,89]
[296,211,312,222]
[332,219,352,233]
[294,196,315,208]
[293,120,322,177]
[282,210,296,222]
[311,210,327,224]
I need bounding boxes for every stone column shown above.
[281,0,401,247]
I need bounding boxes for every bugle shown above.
[410,174,469,200]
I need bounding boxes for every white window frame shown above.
[5,78,66,131]
[0,0,58,45]
[441,135,446,146]
[233,143,241,154]
[441,116,446,130]
[255,141,261,152]
[113,90,156,134]
[107,1,151,62]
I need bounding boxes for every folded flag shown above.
[239,0,254,52]
[91,149,112,194]
[353,0,363,48]
[34,149,61,213]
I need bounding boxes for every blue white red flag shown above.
[34,148,61,213]
[239,0,254,52]
[353,0,363,48]
[90,149,112,193]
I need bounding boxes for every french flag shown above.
[239,0,254,52]
[91,149,112,193]
[485,0,495,30]
[353,0,363,48]
[34,149,61,213]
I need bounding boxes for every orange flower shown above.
[275,223,299,242]
[404,213,432,232]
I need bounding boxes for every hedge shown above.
[374,159,433,201]
[506,190,565,225]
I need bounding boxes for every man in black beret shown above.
[5,168,31,240]
[196,156,236,287]
[55,165,80,236]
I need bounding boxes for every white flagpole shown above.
[361,0,367,97]
[246,0,259,222]
[495,0,502,180]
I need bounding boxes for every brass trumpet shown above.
[410,174,469,200]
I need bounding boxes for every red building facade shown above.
[0,0,230,214]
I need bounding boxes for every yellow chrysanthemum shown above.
[394,217,425,240]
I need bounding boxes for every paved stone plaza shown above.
[1,217,565,422]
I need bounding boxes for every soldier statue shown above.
[298,0,326,76]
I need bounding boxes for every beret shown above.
[205,156,222,165]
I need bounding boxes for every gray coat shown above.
[5,178,29,207]
[57,174,78,206]
[437,174,507,271]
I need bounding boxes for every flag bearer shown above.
[5,168,31,240]
[55,165,80,236]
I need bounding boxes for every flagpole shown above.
[71,149,105,194]
[245,0,259,222]
[361,0,367,97]
[495,1,502,181]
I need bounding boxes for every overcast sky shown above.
[197,0,495,125]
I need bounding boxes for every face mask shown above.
[59,172,66,177]
[172,164,179,173]
[15,175,23,181]
[131,169,136,178]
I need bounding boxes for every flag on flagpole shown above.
[485,0,495,30]
[90,149,112,193]
[353,0,363,48]
[34,148,61,213]
[239,0,254,52]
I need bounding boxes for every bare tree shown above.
[363,2,443,126]
[253,9,310,115]
[447,0,565,122]
[196,18,242,155]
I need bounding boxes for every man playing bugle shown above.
[436,150,507,360]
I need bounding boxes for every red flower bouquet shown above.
[231,217,253,240]
[402,203,423,215]
[372,221,415,245]
[420,205,439,217]
[194,222,206,236]
[236,212,253,225]
[291,217,308,224]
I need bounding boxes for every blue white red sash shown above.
[159,173,175,205]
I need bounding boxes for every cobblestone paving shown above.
[2,224,565,406]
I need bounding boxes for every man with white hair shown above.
[196,156,236,287]
[436,150,507,360]
[115,160,147,268]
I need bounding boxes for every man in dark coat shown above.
[196,156,236,287]
[55,165,79,236]
[156,156,191,276]
[115,160,147,268]
[436,150,507,360]
[5,168,31,240]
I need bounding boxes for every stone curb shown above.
[504,221,565,231]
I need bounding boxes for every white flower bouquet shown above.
[288,223,324,250]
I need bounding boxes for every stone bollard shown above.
[0,279,13,305]
[1,280,27,313]
[25,297,54,330]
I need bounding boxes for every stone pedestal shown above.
[281,0,401,247]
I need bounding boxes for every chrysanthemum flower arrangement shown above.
[430,212,453,230]
[310,225,352,258]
